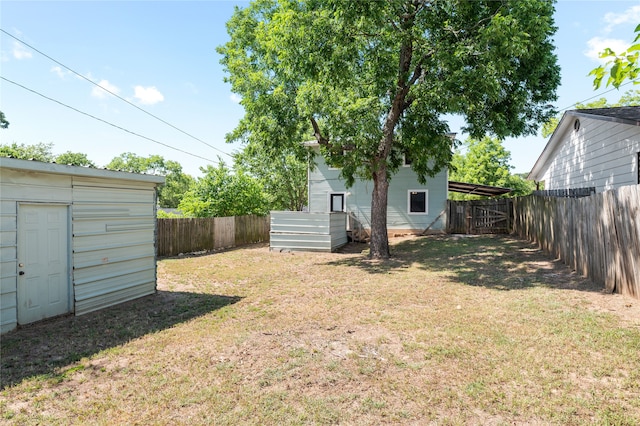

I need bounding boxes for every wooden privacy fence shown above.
[447,199,513,234]
[513,185,640,298]
[157,215,270,257]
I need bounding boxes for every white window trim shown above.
[402,153,412,167]
[407,189,428,215]
[328,192,347,212]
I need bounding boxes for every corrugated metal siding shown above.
[72,177,157,316]
[0,161,162,333]
[542,118,640,192]
[0,169,73,333]
[270,211,347,252]
[0,199,17,334]
[309,157,448,231]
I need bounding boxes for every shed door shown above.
[17,204,70,324]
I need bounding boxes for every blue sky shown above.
[1,1,640,177]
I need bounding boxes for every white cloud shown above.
[585,37,630,63]
[91,79,121,99]
[230,93,242,104]
[133,85,164,105]
[603,5,640,33]
[51,66,70,79]
[12,41,32,59]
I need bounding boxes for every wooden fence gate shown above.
[447,199,513,234]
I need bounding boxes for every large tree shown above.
[219,0,560,258]
[449,136,535,200]
[106,153,194,208]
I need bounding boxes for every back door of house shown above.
[17,204,71,324]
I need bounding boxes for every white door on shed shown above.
[17,204,70,324]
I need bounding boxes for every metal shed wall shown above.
[270,211,347,252]
[0,169,73,333]
[0,159,163,334]
[71,177,158,315]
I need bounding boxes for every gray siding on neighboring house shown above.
[309,155,448,232]
[0,158,163,334]
[531,110,640,193]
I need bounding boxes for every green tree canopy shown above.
[590,23,640,89]
[55,151,96,167]
[106,153,194,208]
[449,136,535,200]
[0,111,9,129]
[234,143,308,211]
[178,161,270,217]
[0,142,54,162]
[541,89,640,138]
[219,0,560,258]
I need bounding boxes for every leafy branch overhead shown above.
[590,23,640,89]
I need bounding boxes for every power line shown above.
[557,78,639,112]
[0,28,234,159]
[1,76,219,164]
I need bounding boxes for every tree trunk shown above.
[369,163,390,259]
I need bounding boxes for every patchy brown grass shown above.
[2,235,639,425]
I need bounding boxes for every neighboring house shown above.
[529,106,640,193]
[0,158,165,334]
[307,143,449,234]
[269,142,448,252]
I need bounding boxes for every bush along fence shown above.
[513,184,640,298]
[156,215,270,257]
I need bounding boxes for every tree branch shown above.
[309,116,330,146]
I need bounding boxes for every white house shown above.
[0,158,165,334]
[529,107,640,192]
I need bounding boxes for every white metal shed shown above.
[0,158,165,334]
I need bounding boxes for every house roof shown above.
[528,106,640,181]
[0,157,166,184]
[448,180,512,197]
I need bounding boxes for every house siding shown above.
[309,156,448,232]
[539,116,640,192]
[0,159,163,334]
[270,211,347,252]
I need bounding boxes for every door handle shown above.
[19,271,25,276]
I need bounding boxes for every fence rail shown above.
[157,215,270,257]
[513,185,640,298]
[532,187,596,198]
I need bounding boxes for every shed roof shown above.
[0,157,165,184]
[528,106,640,181]
[448,180,512,197]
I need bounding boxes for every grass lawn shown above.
[1,235,639,425]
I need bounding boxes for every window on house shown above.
[408,190,428,214]
[330,193,345,212]
[403,153,412,167]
